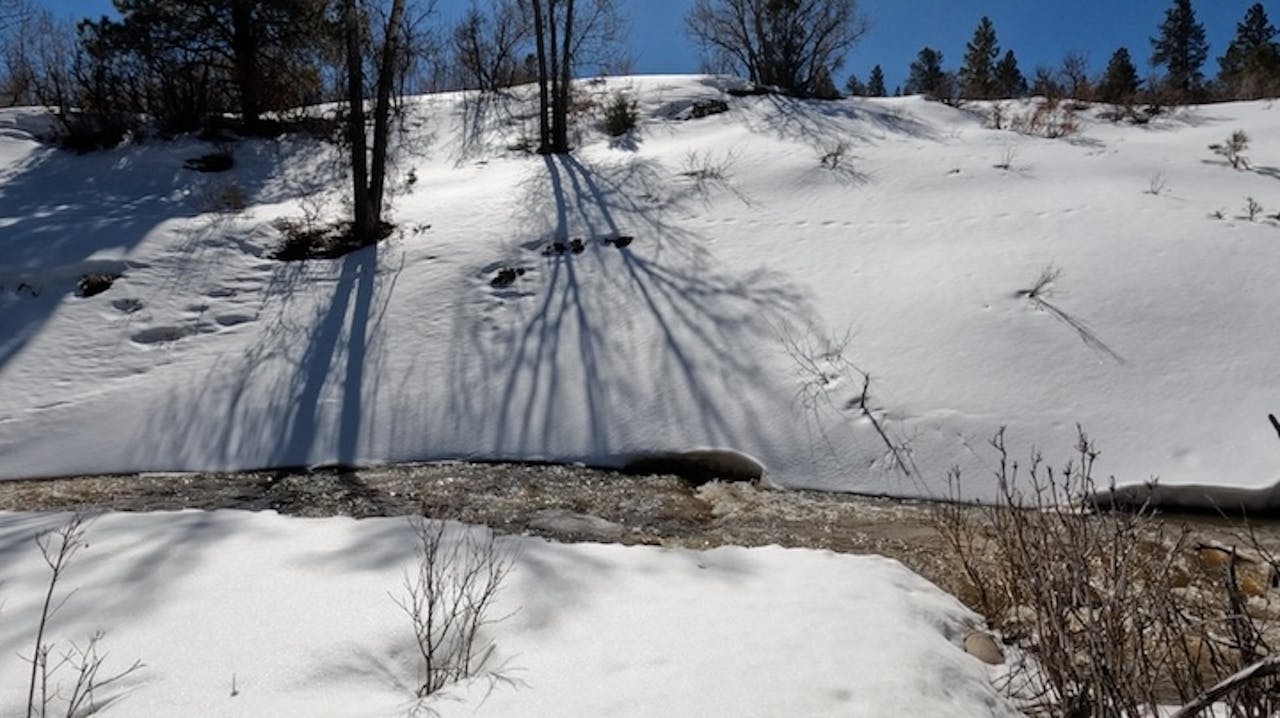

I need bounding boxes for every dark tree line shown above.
[880,1,1280,105]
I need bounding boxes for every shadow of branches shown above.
[439,153,810,464]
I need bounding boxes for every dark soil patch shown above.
[184,152,234,173]
[77,272,121,298]
[272,220,394,261]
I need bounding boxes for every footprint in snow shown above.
[214,314,254,327]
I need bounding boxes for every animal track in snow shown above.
[214,314,254,327]
[112,298,144,314]
[131,325,197,344]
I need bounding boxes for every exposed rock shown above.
[529,509,626,541]
[691,99,729,118]
[570,238,585,254]
[963,631,1005,665]
[624,449,765,486]
[490,267,526,288]
[77,272,120,298]
[604,235,633,249]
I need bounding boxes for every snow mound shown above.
[0,510,1017,717]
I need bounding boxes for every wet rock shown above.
[624,449,765,486]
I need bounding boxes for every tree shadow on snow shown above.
[437,153,810,465]
[134,239,403,471]
[742,93,939,149]
[0,135,338,372]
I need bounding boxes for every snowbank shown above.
[0,511,1016,716]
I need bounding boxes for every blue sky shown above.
[35,0,1270,90]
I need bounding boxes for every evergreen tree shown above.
[79,0,326,132]
[994,50,1026,97]
[905,47,948,98]
[1150,0,1208,97]
[844,72,864,96]
[959,16,999,99]
[1097,47,1141,103]
[1218,3,1280,98]
[867,64,886,96]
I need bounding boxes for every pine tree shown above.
[959,16,999,99]
[867,64,886,96]
[1150,0,1209,97]
[1218,3,1280,98]
[78,0,327,133]
[905,47,948,99]
[994,50,1026,98]
[845,73,865,96]
[1097,47,1141,103]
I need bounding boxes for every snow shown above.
[1,76,1278,498]
[0,511,1018,717]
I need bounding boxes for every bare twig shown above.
[776,322,914,477]
[24,514,143,718]
[852,374,913,476]
[27,515,88,718]
[1171,655,1280,718]
[1016,265,1125,364]
[393,519,516,699]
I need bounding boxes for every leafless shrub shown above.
[776,322,914,476]
[994,145,1017,171]
[1009,97,1079,138]
[1246,196,1263,221]
[393,518,516,699]
[1211,208,1226,220]
[1146,171,1168,196]
[932,429,1280,718]
[679,149,748,203]
[819,139,850,170]
[679,149,735,183]
[1015,264,1124,363]
[989,101,1007,130]
[25,514,144,718]
[1210,130,1251,170]
[1014,264,1060,302]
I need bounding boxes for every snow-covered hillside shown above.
[0,511,1018,717]
[1,76,1277,498]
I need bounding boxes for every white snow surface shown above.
[1,75,1278,497]
[0,510,1018,717]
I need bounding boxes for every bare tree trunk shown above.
[369,0,405,219]
[529,0,551,154]
[229,0,260,131]
[343,0,372,243]
[550,0,573,152]
[545,0,560,153]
